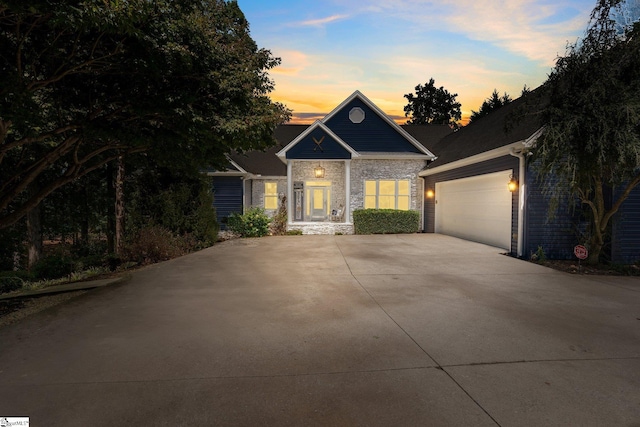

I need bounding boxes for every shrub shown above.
[270,196,288,236]
[227,207,272,237]
[353,209,420,234]
[0,271,33,294]
[71,239,108,258]
[123,226,189,265]
[32,252,76,280]
[531,245,547,262]
[127,171,218,249]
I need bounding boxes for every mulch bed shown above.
[535,259,640,276]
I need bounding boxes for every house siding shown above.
[285,129,352,159]
[325,100,422,153]
[211,176,244,229]
[351,159,426,227]
[523,164,585,260]
[422,155,519,255]
[611,184,640,264]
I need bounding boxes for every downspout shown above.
[510,147,526,257]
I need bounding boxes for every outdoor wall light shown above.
[314,165,325,179]
[426,189,435,198]
[508,174,518,192]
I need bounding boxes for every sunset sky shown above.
[237,0,597,125]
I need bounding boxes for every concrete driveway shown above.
[0,234,639,426]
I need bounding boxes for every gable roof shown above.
[229,145,287,176]
[276,120,359,160]
[322,91,436,157]
[401,124,454,153]
[426,94,542,169]
[217,92,460,176]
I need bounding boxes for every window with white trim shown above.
[364,180,410,210]
[264,182,278,210]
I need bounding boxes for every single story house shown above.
[209,91,451,235]
[209,90,640,263]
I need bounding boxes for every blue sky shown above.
[237,0,597,125]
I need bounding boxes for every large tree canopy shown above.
[531,0,640,263]
[0,0,290,229]
[403,78,461,127]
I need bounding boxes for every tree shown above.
[0,0,290,230]
[403,78,462,127]
[469,89,512,123]
[531,0,640,264]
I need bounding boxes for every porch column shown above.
[287,160,293,224]
[345,159,351,223]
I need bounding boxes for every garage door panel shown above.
[435,171,512,250]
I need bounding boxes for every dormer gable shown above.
[276,121,359,160]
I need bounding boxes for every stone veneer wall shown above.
[287,223,354,235]
[291,161,347,218]
[349,159,426,227]
[248,178,287,216]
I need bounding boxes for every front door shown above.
[308,186,328,221]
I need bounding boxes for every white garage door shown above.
[435,171,512,250]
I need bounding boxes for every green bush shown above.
[227,208,272,237]
[33,252,76,280]
[0,271,33,294]
[353,209,420,234]
[127,171,218,249]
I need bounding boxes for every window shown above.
[364,180,410,210]
[264,182,278,210]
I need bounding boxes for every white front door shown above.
[308,186,328,221]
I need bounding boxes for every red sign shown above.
[574,245,588,260]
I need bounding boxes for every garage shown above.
[434,170,513,250]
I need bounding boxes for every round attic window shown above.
[349,107,365,124]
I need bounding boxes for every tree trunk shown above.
[26,183,43,270]
[80,181,89,246]
[106,162,115,253]
[587,235,604,265]
[115,155,125,256]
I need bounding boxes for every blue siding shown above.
[212,176,243,229]
[523,165,585,260]
[423,156,519,255]
[325,100,422,153]
[612,184,640,264]
[285,128,352,160]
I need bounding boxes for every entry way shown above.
[307,186,329,221]
[435,171,513,250]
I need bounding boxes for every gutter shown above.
[509,147,526,258]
